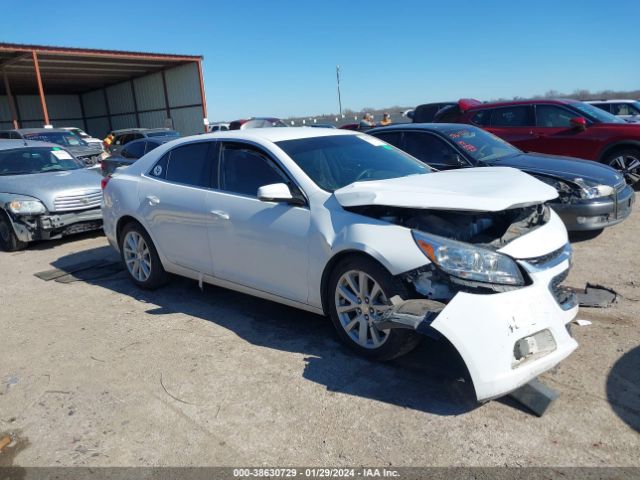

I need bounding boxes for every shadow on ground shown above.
[606,346,640,433]
[43,244,480,417]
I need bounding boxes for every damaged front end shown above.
[349,203,578,402]
[7,207,103,243]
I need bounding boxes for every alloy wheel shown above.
[334,270,391,349]
[609,154,640,186]
[123,231,152,282]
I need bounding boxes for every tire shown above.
[0,210,27,252]
[119,222,169,290]
[603,148,640,188]
[327,255,421,361]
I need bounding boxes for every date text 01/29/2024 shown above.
[232,468,400,478]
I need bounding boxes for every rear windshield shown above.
[276,134,430,191]
[0,147,83,176]
[23,131,88,146]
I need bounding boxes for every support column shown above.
[196,60,208,132]
[130,80,140,127]
[161,70,172,129]
[2,71,19,129]
[32,50,50,126]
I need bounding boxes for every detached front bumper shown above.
[551,185,635,231]
[384,247,578,402]
[11,207,103,243]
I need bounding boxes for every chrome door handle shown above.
[210,210,230,220]
[146,195,160,206]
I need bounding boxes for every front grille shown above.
[54,190,102,212]
[522,245,567,267]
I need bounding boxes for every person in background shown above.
[380,112,392,126]
[359,113,375,129]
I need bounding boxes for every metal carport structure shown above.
[0,42,207,138]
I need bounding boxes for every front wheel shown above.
[119,222,169,290]
[605,148,640,187]
[0,211,27,252]
[327,256,421,361]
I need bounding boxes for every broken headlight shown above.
[7,199,46,215]
[412,230,524,286]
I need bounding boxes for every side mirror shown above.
[257,183,294,203]
[570,117,587,130]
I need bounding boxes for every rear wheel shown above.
[605,148,640,187]
[0,211,27,252]
[119,222,168,290]
[328,256,421,361]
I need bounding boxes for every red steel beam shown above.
[32,50,50,126]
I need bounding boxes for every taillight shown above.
[101,175,111,190]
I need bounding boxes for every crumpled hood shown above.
[65,144,103,158]
[0,168,102,211]
[334,167,558,212]
[487,153,625,187]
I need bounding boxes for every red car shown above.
[437,99,640,186]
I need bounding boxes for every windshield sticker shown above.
[457,141,477,152]
[357,135,387,147]
[52,150,73,160]
[153,165,163,176]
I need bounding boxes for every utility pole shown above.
[336,65,342,117]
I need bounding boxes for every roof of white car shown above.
[587,99,637,103]
[204,127,358,143]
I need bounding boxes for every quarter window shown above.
[402,132,461,166]
[165,142,213,187]
[535,105,576,128]
[220,144,288,196]
[490,106,533,127]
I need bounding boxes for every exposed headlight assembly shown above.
[573,178,615,199]
[7,199,46,215]
[412,230,524,286]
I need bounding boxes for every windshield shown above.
[0,147,84,176]
[23,131,89,146]
[69,128,89,138]
[146,130,180,138]
[571,102,624,124]
[436,125,520,162]
[276,134,430,191]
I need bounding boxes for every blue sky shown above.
[2,0,639,121]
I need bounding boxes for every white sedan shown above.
[102,127,578,402]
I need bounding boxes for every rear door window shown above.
[490,106,534,127]
[164,142,214,188]
[370,131,402,148]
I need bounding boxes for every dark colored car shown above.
[368,124,635,231]
[435,99,640,187]
[228,117,288,130]
[411,102,456,123]
[0,128,103,166]
[101,137,172,176]
[106,128,180,156]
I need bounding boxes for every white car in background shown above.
[101,128,578,402]
[61,127,105,150]
[587,99,640,123]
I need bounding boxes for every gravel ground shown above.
[0,208,638,467]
